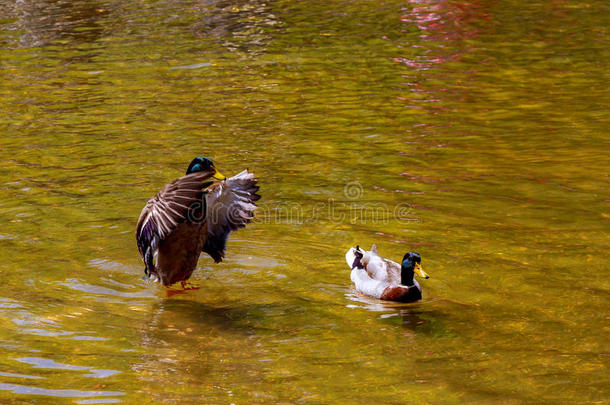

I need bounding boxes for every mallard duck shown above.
[136,157,260,286]
[345,245,429,302]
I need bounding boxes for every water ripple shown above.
[0,383,124,398]
[59,279,155,299]
[0,372,43,379]
[170,62,211,69]
[16,357,120,379]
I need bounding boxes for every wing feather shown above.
[203,170,260,262]
[136,170,215,257]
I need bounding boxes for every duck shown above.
[136,157,260,286]
[345,245,429,302]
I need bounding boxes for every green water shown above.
[0,0,608,403]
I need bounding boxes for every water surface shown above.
[0,0,608,403]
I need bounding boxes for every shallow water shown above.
[0,0,608,403]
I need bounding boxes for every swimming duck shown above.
[136,157,260,286]
[345,245,429,302]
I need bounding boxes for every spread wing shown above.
[203,170,260,262]
[135,170,214,257]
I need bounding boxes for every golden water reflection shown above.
[0,0,608,402]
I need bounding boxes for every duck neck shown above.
[401,262,415,286]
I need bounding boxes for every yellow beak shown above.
[212,168,226,181]
[414,263,430,279]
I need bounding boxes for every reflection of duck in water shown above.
[346,245,429,303]
[136,157,260,286]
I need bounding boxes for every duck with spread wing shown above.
[136,157,260,286]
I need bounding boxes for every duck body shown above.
[154,220,208,286]
[345,245,429,303]
[136,157,260,286]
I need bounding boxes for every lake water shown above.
[0,0,608,403]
